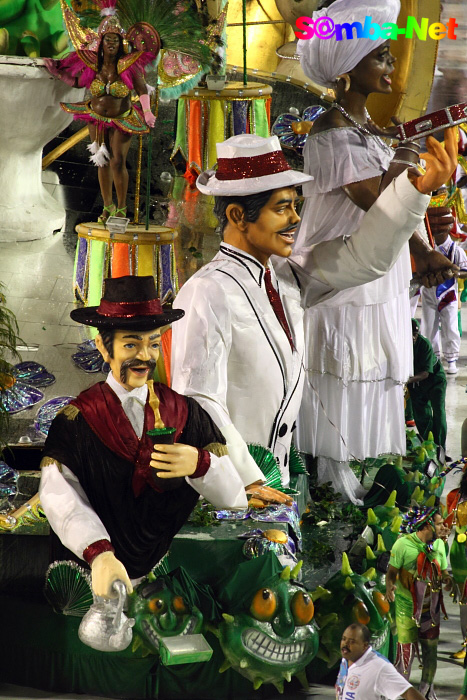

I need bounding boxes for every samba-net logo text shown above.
[295,15,458,42]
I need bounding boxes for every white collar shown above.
[350,646,373,669]
[219,243,269,288]
[106,371,148,404]
[438,240,454,256]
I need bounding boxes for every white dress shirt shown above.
[107,371,147,437]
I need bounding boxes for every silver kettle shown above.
[78,580,135,652]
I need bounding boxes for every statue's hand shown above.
[151,443,199,478]
[245,483,293,506]
[410,128,458,195]
[414,248,459,288]
[91,551,132,599]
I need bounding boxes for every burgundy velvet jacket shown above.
[43,381,225,578]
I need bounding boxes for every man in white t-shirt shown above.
[335,624,425,700]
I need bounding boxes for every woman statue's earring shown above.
[336,74,351,92]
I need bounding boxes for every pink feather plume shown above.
[99,0,117,16]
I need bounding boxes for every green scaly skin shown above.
[0,0,68,57]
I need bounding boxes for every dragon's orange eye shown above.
[353,601,370,625]
[172,596,188,614]
[373,590,390,615]
[291,590,314,625]
[250,588,277,621]
[148,597,166,614]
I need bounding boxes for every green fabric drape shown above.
[159,566,221,622]
[171,100,188,163]
[216,553,283,614]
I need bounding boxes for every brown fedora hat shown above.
[70,276,184,330]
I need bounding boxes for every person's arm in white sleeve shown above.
[290,172,430,308]
[40,451,132,600]
[374,662,423,700]
[186,450,248,509]
[292,130,458,307]
[218,423,266,487]
[172,276,264,487]
[39,458,111,560]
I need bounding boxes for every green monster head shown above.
[128,578,203,656]
[312,553,391,671]
[405,432,444,499]
[217,561,319,693]
[365,492,404,551]
[421,431,437,460]
[361,537,390,589]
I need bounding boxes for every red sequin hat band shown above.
[216,151,291,181]
[97,298,163,318]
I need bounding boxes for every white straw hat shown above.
[196,134,313,196]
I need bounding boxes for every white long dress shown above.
[294,127,413,500]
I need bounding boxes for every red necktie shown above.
[264,268,295,351]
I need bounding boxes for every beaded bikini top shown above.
[90,78,130,98]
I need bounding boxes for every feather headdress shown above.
[400,506,438,534]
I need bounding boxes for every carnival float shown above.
[0,0,465,698]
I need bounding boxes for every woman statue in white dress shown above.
[295,0,457,502]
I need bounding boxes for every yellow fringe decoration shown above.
[203,442,228,457]
[59,404,80,421]
[40,456,62,472]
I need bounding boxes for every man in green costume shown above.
[386,506,452,700]
[407,319,447,450]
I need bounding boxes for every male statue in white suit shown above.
[172,131,457,502]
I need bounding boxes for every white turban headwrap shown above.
[297,0,401,88]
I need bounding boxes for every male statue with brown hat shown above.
[39,275,252,600]
[171,131,458,492]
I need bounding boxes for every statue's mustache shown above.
[120,359,156,383]
[278,223,297,234]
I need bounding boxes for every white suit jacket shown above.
[172,173,430,485]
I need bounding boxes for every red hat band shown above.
[216,151,291,181]
[97,299,163,318]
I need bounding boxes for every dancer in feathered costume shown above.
[44,0,220,223]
